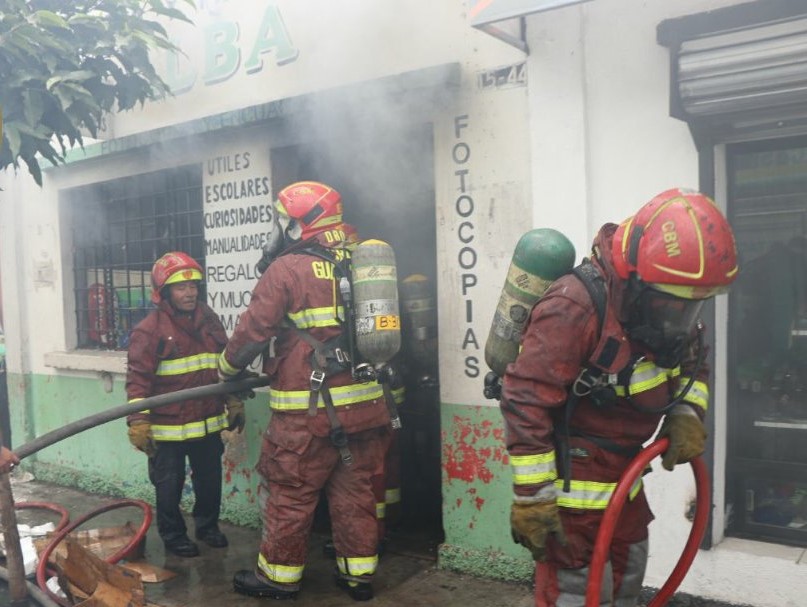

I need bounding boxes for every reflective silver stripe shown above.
[156,353,219,376]
[218,352,240,377]
[258,554,304,584]
[555,477,643,510]
[287,306,344,329]
[269,382,383,411]
[510,452,557,485]
[614,361,681,397]
[151,414,227,441]
[676,378,709,410]
[376,501,386,519]
[337,555,378,577]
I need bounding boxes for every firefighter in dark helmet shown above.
[499,188,738,606]
[220,182,392,602]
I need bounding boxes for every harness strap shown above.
[381,381,402,430]
[569,430,642,458]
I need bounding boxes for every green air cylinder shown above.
[484,228,576,377]
[400,274,439,374]
[352,239,401,365]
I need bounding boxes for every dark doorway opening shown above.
[272,122,443,556]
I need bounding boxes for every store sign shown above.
[203,142,273,333]
[469,0,591,26]
[163,2,299,94]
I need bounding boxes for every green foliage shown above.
[0,0,194,185]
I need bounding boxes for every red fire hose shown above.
[35,499,152,607]
[585,438,710,607]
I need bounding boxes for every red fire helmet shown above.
[611,188,739,299]
[276,181,343,240]
[150,252,203,304]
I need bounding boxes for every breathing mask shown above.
[625,281,704,369]
[256,203,303,274]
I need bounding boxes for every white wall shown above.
[525,1,807,605]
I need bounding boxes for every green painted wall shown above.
[8,372,270,527]
[438,403,533,582]
[7,374,534,581]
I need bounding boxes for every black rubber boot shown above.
[163,536,200,558]
[233,570,299,600]
[196,526,228,548]
[335,577,374,602]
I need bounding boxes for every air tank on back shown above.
[351,239,401,365]
[400,273,439,376]
[484,228,576,378]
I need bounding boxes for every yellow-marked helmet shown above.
[151,251,203,304]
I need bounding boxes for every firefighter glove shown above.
[226,396,246,433]
[657,409,707,471]
[510,499,566,562]
[128,421,157,458]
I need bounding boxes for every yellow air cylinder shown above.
[484,228,575,377]
[351,239,401,365]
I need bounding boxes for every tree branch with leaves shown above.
[0,0,193,184]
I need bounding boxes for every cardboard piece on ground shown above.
[54,537,145,607]
[120,559,177,583]
[35,522,145,565]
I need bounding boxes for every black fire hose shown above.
[14,375,271,460]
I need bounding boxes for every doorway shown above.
[271,122,444,555]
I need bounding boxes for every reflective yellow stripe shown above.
[676,378,709,410]
[269,382,383,411]
[510,452,557,485]
[127,397,151,414]
[385,488,401,505]
[614,361,680,397]
[258,554,304,584]
[156,352,219,376]
[151,414,227,441]
[218,352,240,377]
[288,306,344,329]
[337,555,378,577]
[376,501,386,519]
[391,386,405,405]
[555,477,643,510]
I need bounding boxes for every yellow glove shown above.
[511,500,566,562]
[657,411,707,471]
[128,420,157,457]
[226,396,245,433]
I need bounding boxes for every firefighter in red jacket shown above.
[501,189,738,607]
[221,181,392,602]
[126,252,245,558]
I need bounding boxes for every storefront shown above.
[2,1,807,605]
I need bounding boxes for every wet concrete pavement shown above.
[4,474,751,607]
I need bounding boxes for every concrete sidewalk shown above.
[4,475,750,607]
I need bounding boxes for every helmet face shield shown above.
[637,288,704,337]
[626,284,704,368]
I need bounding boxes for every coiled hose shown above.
[35,499,152,607]
[585,438,710,607]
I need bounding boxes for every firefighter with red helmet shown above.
[500,189,738,606]
[221,182,392,602]
[126,252,244,557]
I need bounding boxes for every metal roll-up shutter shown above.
[677,19,807,120]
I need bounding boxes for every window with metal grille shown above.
[69,165,204,351]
